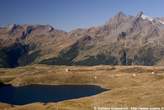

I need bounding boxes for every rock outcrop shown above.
[1,12,164,67]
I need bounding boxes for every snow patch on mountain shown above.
[141,14,164,25]
[159,20,164,24]
[141,14,154,21]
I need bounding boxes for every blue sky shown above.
[0,0,164,31]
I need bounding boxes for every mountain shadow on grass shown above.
[74,54,118,66]
[40,42,79,65]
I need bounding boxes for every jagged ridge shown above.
[1,11,164,67]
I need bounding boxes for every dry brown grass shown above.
[1,64,164,110]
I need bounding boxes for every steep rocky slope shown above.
[0,24,72,67]
[1,11,164,67]
[41,11,164,66]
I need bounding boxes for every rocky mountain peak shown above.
[136,11,144,18]
[116,11,126,17]
[113,11,127,20]
[1,12,164,67]
[106,11,128,27]
[7,24,18,33]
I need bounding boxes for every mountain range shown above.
[1,11,164,68]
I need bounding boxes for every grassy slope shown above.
[1,65,164,110]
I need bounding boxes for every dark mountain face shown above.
[1,12,164,67]
[0,24,70,67]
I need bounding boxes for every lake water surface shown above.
[0,84,107,105]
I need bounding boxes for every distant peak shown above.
[115,11,126,17]
[7,24,18,32]
[7,24,17,28]
[136,11,144,18]
[112,11,127,22]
